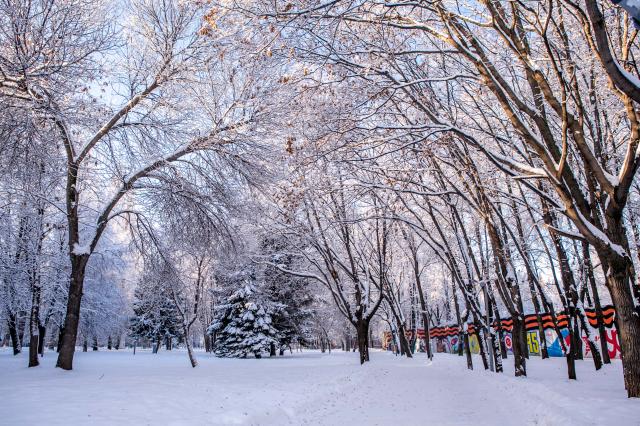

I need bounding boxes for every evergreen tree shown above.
[129,275,183,352]
[209,272,280,358]
[262,236,315,353]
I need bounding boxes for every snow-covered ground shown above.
[1,348,638,425]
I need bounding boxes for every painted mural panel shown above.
[527,331,540,355]
[383,306,622,359]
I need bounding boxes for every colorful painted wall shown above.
[382,305,621,359]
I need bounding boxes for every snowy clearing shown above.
[1,349,638,426]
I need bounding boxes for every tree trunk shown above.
[28,333,39,367]
[270,342,276,357]
[572,317,583,360]
[397,322,413,358]
[511,316,527,377]
[186,335,197,367]
[495,309,508,359]
[37,324,46,356]
[491,328,504,373]
[28,284,42,367]
[27,318,41,367]
[477,328,489,370]
[82,337,87,352]
[463,331,473,370]
[56,255,89,370]
[355,318,370,364]
[387,299,413,358]
[17,312,26,348]
[412,248,433,359]
[565,316,577,380]
[605,259,640,397]
[7,312,21,355]
[92,336,98,351]
[583,242,611,364]
[107,336,112,350]
[153,335,161,354]
[577,308,603,370]
[451,280,464,357]
[56,326,64,353]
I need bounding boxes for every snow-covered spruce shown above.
[209,274,280,359]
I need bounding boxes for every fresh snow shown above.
[1,349,638,425]
[71,242,91,256]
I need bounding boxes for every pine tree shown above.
[129,279,183,352]
[262,236,315,353]
[209,272,280,358]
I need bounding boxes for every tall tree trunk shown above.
[153,334,161,354]
[396,321,413,358]
[408,236,433,359]
[604,257,640,397]
[28,326,40,368]
[38,324,46,356]
[414,270,432,359]
[564,314,577,380]
[56,254,89,370]
[185,333,197,368]
[463,331,473,370]
[451,280,464,357]
[355,318,370,364]
[577,308,603,370]
[572,317,583,360]
[542,202,579,379]
[28,282,42,366]
[56,326,64,353]
[494,307,507,359]
[388,300,413,358]
[491,325,504,373]
[7,312,21,355]
[511,316,527,377]
[583,242,611,364]
[477,328,489,370]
